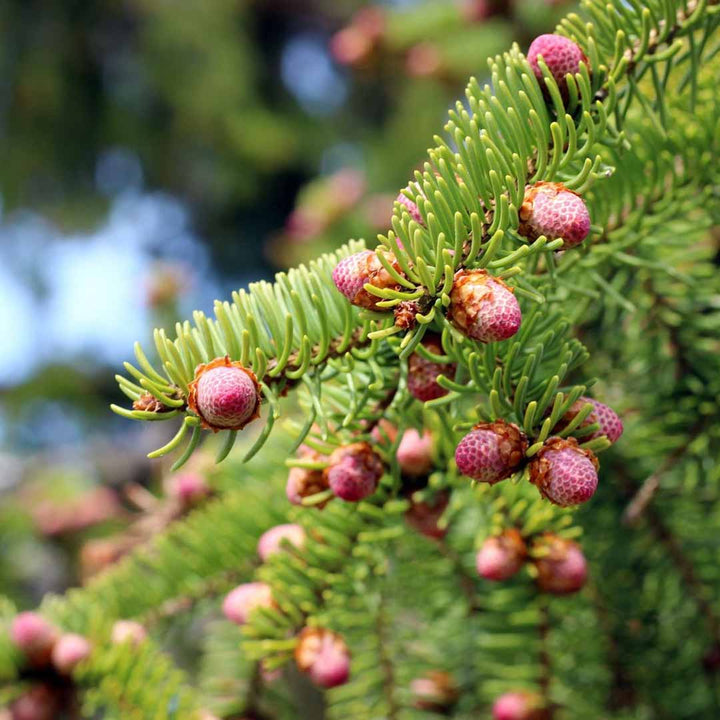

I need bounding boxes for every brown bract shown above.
[133,392,179,414]
[476,421,528,473]
[353,250,404,310]
[394,300,420,329]
[497,527,528,560]
[187,356,261,432]
[528,436,599,494]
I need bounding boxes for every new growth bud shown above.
[187,357,261,432]
[295,627,350,689]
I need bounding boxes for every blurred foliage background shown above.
[0,0,564,615]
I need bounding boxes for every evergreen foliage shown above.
[3,0,720,717]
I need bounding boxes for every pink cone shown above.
[222,583,274,625]
[51,633,91,674]
[455,422,528,484]
[111,620,147,647]
[10,613,57,664]
[493,691,544,720]
[397,429,434,476]
[529,437,599,507]
[449,270,521,343]
[258,524,306,561]
[295,628,350,689]
[476,529,527,581]
[534,535,588,595]
[188,357,260,432]
[407,334,456,401]
[169,472,210,507]
[520,182,590,248]
[527,34,587,94]
[326,443,384,502]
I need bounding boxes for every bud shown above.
[527,34,588,97]
[533,535,588,595]
[370,418,398,446]
[286,447,330,507]
[353,7,386,42]
[492,691,546,720]
[332,249,404,311]
[528,437,599,507]
[168,472,211,508]
[396,184,425,226]
[111,620,147,647]
[397,429,434,477]
[9,685,59,720]
[411,670,460,712]
[222,582,275,625]
[187,357,261,432]
[258,524,306,561]
[326,442,384,502]
[476,529,527,581]
[519,182,591,249]
[408,333,457,402]
[330,26,373,66]
[449,270,521,343]
[10,613,57,665]
[553,396,623,444]
[406,43,443,78]
[295,627,350,689]
[455,421,528,484]
[51,633,92,674]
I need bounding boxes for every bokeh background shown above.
[0,0,565,608]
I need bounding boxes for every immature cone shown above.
[529,436,599,507]
[407,334,457,401]
[51,633,91,674]
[411,670,460,712]
[449,270,522,343]
[519,183,591,249]
[370,418,398,446]
[187,356,261,432]
[455,421,528,484]
[223,582,274,625]
[326,442,384,502]
[476,529,527,581]
[397,429,434,477]
[404,491,450,540]
[332,249,404,311]
[257,523,306,561]
[9,685,59,720]
[396,183,425,226]
[406,42,443,78]
[10,613,58,665]
[492,691,546,720]
[111,620,147,647]
[527,34,588,95]
[286,452,330,508]
[554,396,623,443]
[295,627,350,689]
[353,6,387,42]
[330,26,373,66]
[534,534,588,595]
[168,472,211,508]
[462,0,492,22]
